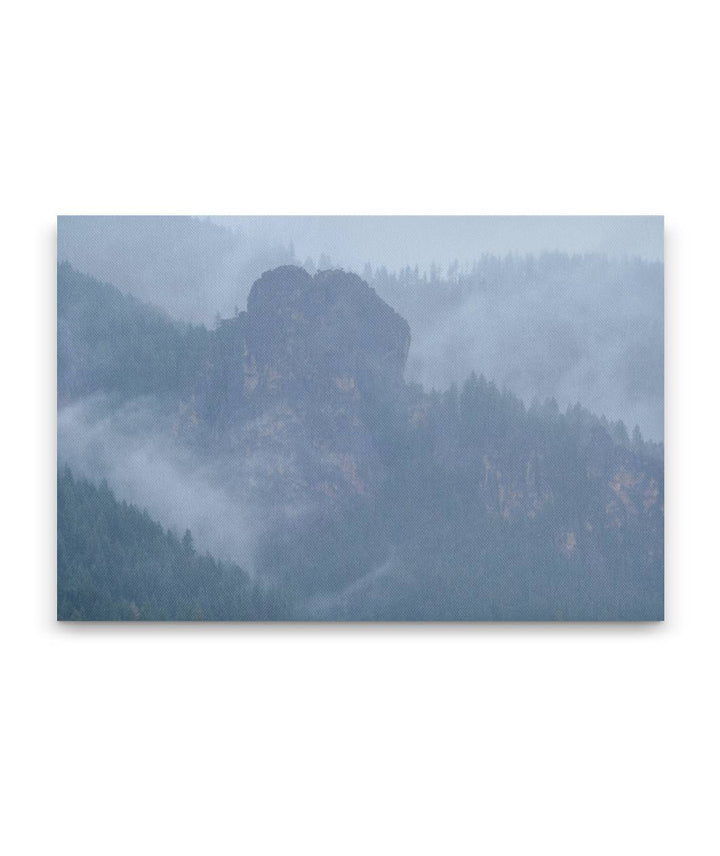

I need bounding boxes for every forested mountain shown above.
[57,262,214,403]
[58,216,293,323]
[58,467,288,620]
[364,254,664,440]
[58,262,663,620]
[57,217,663,440]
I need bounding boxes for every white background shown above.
[2,1,718,854]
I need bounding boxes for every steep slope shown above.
[58,263,664,619]
[368,253,664,441]
[57,262,210,403]
[57,467,288,620]
[58,215,294,323]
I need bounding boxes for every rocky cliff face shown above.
[185,266,662,528]
[186,266,412,504]
[245,266,410,399]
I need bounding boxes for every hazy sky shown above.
[58,215,664,439]
[214,215,663,272]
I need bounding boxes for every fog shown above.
[218,215,663,271]
[56,217,664,616]
[58,215,293,324]
[57,215,663,551]
[371,253,664,439]
[58,395,268,573]
[58,216,663,440]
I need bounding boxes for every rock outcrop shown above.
[191,266,412,503]
[245,266,410,399]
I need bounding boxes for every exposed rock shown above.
[193,266,412,503]
[245,266,410,400]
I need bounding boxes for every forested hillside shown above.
[58,263,204,402]
[58,215,293,322]
[58,467,288,620]
[58,262,664,620]
[366,253,664,440]
[57,217,664,440]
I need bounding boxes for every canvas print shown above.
[57,216,664,620]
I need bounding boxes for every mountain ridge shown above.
[57,262,663,618]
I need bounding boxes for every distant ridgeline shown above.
[57,262,664,620]
[365,254,664,442]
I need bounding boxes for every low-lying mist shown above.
[58,216,663,440]
[57,215,294,324]
[58,395,267,573]
[367,255,663,440]
[55,227,665,619]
